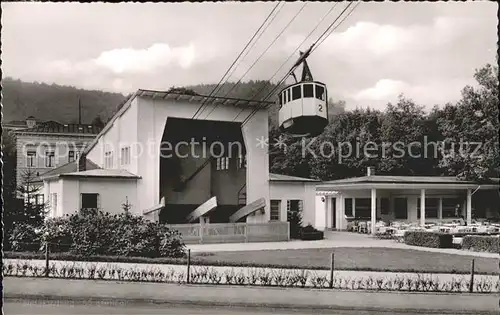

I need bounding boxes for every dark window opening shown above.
[355,198,371,218]
[442,198,460,218]
[68,151,75,162]
[303,84,314,98]
[315,85,325,101]
[291,85,301,101]
[344,198,353,216]
[417,198,439,218]
[394,198,408,219]
[81,193,99,209]
[380,198,390,215]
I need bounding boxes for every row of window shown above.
[105,147,132,168]
[26,150,80,168]
[50,193,99,215]
[269,199,303,222]
[344,197,463,219]
[279,83,326,105]
[215,155,246,171]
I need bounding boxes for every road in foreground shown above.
[2,300,486,315]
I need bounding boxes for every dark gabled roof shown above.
[320,175,500,186]
[16,121,103,135]
[36,158,101,182]
[269,173,320,182]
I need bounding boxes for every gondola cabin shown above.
[278,81,328,137]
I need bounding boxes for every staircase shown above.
[238,184,247,205]
[174,156,214,192]
[229,197,266,223]
[186,196,218,223]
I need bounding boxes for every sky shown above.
[2,2,497,111]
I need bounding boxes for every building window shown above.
[442,198,460,218]
[104,151,113,168]
[270,200,281,221]
[45,150,55,167]
[354,198,371,218]
[81,193,99,210]
[121,147,130,165]
[380,198,390,215]
[417,198,439,218]
[315,84,325,101]
[68,151,75,163]
[344,198,353,216]
[216,157,230,171]
[291,85,301,101]
[394,198,408,219]
[238,155,246,169]
[303,84,314,98]
[26,151,36,167]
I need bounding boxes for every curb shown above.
[4,294,494,314]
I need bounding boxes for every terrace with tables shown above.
[315,168,500,245]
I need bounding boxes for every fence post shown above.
[469,258,475,293]
[45,242,50,277]
[187,249,191,284]
[329,252,334,288]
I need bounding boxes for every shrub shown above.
[158,226,186,258]
[9,223,41,252]
[299,224,324,240]
[42,217,73,252]
[404,231,453,248]
[462,235,500,253]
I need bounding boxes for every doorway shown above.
[331,198,336,230]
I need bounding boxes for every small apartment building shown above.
[14,117,103,201]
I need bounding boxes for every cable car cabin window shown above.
[291,85,301,101]
[315,85,325,101]
[303,84,314,98]
[286,89,290,103]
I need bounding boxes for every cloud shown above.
[93,43,196,73]
[353,79,408,101]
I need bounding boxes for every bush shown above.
[42,217,73,252]
[15,209,186,258]
[404,231,453,248]
[158,226,186,258]
[462,235,500,253]
[299,225,324,240]
[9,223,41,252]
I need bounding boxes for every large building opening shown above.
[159,117,247,224]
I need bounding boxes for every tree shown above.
[437,64,499,180]
[378,95,428,176]
[15,168,48,228]
[91,115,105,128]
[122,196,132,214]
[2,129,20,250]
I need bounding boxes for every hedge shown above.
[462,235,500,253]
[404,231,453,248]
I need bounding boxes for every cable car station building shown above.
[42,89,318,243]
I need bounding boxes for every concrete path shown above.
[4,277,498,314]
[186,231,500,258]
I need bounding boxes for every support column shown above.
[338,194,344,230]
[438,198,443,220]
[420,189,426,227]
[371,189,377,235]
[352,198,356,218]
[466,189,472,225]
